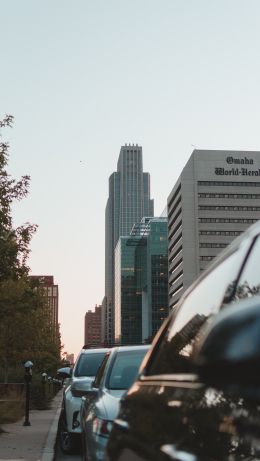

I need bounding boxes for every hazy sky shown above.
[1,1,260,357]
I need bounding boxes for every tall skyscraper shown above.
[104,144,154,345]
[168,149,260,311]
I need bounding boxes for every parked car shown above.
[106,220,260,461]
[80,344,150,461]
[59,347,109,453]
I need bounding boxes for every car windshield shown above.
[74,352,106,377]
[108,349,148,390]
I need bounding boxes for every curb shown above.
[41,394,62,461]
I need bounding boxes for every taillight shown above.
[92,417,113,439]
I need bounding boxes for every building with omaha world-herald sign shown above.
[168,149,260,310]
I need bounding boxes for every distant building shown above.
[84,305,102,348]
[29,275,59,337]
[64,353,74,366]
[115,235,142,345]
[114,217,168,345]
[168,149,260,310]
[104,144,154,345]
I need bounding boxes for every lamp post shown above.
[23,360,33,426]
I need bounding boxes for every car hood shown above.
[97,389,125,421]
[72,376,94,383]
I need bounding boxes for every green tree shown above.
[0,115,37,280]
[0,116,61,382]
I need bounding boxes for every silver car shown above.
[59,347,109,454]
[80,345,150,461]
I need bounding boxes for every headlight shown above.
[92,417,113,439]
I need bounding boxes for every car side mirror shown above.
[57,366,72,378]
[194,296,260,390]
[84,386,99,398]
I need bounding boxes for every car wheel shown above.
[59,410,75,454]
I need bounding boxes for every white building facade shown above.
[168,149,260,310]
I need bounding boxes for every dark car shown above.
[106,220,260,461]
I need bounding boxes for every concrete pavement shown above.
[0,390,62,461]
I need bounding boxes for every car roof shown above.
[109,345,150,353]
[78,347,109,355]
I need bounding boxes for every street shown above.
[54,441,82,461]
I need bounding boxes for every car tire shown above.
[59,410,76,454]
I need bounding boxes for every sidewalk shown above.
[0,390,62,461]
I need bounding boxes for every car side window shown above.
[92,352,110,388]
[146,245,249,376]
[233,234,260,301]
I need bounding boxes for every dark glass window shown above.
[93,352,111,388]
[146,243,249,376]
[107,349,148,390]
[74,352,107,377]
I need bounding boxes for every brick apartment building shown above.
[84,304,102,348]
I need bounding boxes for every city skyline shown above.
[2,1,260,355]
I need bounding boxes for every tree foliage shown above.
[0,116,61,382]
[0,115,37,281]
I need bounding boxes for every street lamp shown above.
[23,360,33,426]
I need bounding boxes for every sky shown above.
[1,0,260,357]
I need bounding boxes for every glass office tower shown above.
[114,236,143,345]
[114,217,168,345]
[104,145,154,345]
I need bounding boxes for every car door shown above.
[107,234,256,461]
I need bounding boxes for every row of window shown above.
[198,181,260,187]
[199,230,242,236]
[168,183,181,212]
[199,218,257,223]
[169,221,182,252]
[198,193,260,199]
[169,283,184,298]
[200,243,228,248]
[169,245,183,264]
[169,270,183,286]
[168,196,182,221]
[168,230,182,250]
[169,257,183,275]
[168,207,182,231]
[199,205,260,211]
[200,255,215,261]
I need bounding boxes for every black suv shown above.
[106,220,260,461]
